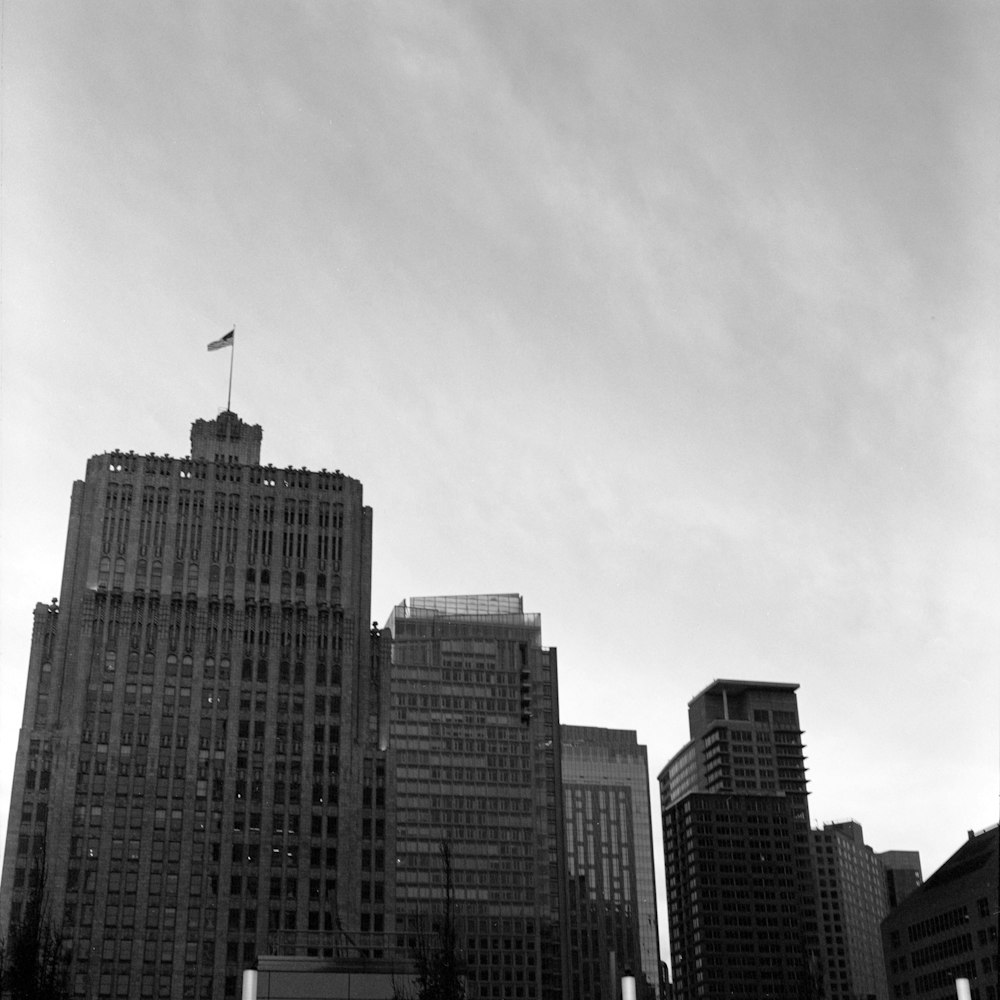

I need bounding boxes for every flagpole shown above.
[226,327,236,412]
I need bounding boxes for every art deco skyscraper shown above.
[560,726,662,1000]
[0,411,391,1000]
[385,594,568,1000]
[658,680,818,1000]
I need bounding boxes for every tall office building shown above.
[658,680,818,1000]
[560,726,661,1000]
[385,594,567,1000]
[0,411,391,1000]
[812,821,890,1000]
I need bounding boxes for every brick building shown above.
[0,410,391,999]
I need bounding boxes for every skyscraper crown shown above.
[190,409,262,465]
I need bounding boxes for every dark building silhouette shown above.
[878,850,923,910]
[658,680,818,1000]
[385,594,567,1000]
[812,821,891,1000]
[0,411,392,999]
[881,825,998,1000]
[560,726,661,1000]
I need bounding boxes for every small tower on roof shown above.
[190,409,263,465]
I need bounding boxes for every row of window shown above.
[903,904,969,944]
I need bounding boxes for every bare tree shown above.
[396,842,466,1000]
[1,847,70,1000]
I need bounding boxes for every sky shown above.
[1,0,997,961]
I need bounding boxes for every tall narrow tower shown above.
[560,726,662,1000]
[0,411,390,1000]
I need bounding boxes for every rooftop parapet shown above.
[387,594,541,634]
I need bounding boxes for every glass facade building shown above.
[560,726,661,1000]
[877,850,923,911]
[385,594,568,1000]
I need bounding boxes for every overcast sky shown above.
[1,1,997,958]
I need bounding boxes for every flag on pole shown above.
[207,330,235,351]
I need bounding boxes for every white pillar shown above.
[621,975,636,1000]
[955,979,972,1000]
[242,969,258,1000]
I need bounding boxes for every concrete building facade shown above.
[812,821,891,1000]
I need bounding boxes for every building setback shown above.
[812,821,891,1000]
[0,411,392,1000]
[881,825,998,1000]
[658,680,819,1000]
[385,594,567,1000]
[560,726,661,1000]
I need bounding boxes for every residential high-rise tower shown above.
[658,680,818,1000]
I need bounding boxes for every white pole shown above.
[242,969,258,1000]
[955,979,972,1000]
[226,328,236,412]
[622,975,636,1000]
